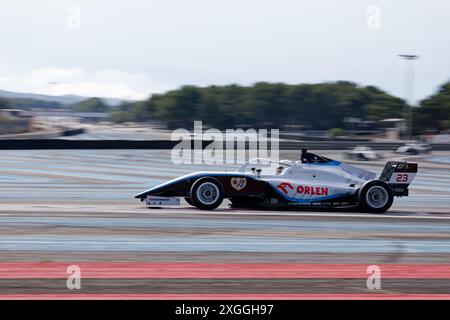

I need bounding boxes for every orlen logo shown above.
[277,182,328,196]
[277,182,293,194]
[296,185,328,196]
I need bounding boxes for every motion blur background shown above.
[0,0,449,140]
[0,0,449,298]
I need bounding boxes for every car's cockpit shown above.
[300,149,333,164]
[237,149,335,176]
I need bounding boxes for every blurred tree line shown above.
[71,97,109,113]
[0,97,61,110]
[413,81,450,133]
[2,80,449,135]
[110,81,419,131]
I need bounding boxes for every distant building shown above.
[0,108,31,118]
[379,118,406,140]
[342,117,377,135]
[26,110,107,125]
[0,109,32,134]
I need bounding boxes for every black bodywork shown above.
[134,172,359,209]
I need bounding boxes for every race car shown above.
[345,146,381,161]
[396,143,432,155]
[135,149,418,213]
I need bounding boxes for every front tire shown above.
[190,177,224,210]
[358,180,393,213]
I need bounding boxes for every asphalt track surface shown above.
[0,149,449,298]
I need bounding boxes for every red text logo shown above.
[296,185,328,196]
[277,182,293,194]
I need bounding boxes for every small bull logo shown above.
[231,177,247,191]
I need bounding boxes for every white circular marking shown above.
[366,186,389,209]
[196,182,220,205]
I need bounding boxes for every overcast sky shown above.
[0,0,449,102]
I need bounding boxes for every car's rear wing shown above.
[379,161,418,197]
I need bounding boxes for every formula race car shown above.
[135,149,418,213]
[345,146,381,161]
[396,143,432,155]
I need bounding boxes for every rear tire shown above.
[190,177,224,210]
[358,180,393,213]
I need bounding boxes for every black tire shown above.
[184,197,195,206]
[190,177,224,210]
[357,180,394,213]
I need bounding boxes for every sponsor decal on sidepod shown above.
[277,182,329,196]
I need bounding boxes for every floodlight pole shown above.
[398,54,418,140]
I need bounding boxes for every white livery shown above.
[136,149,418,213]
